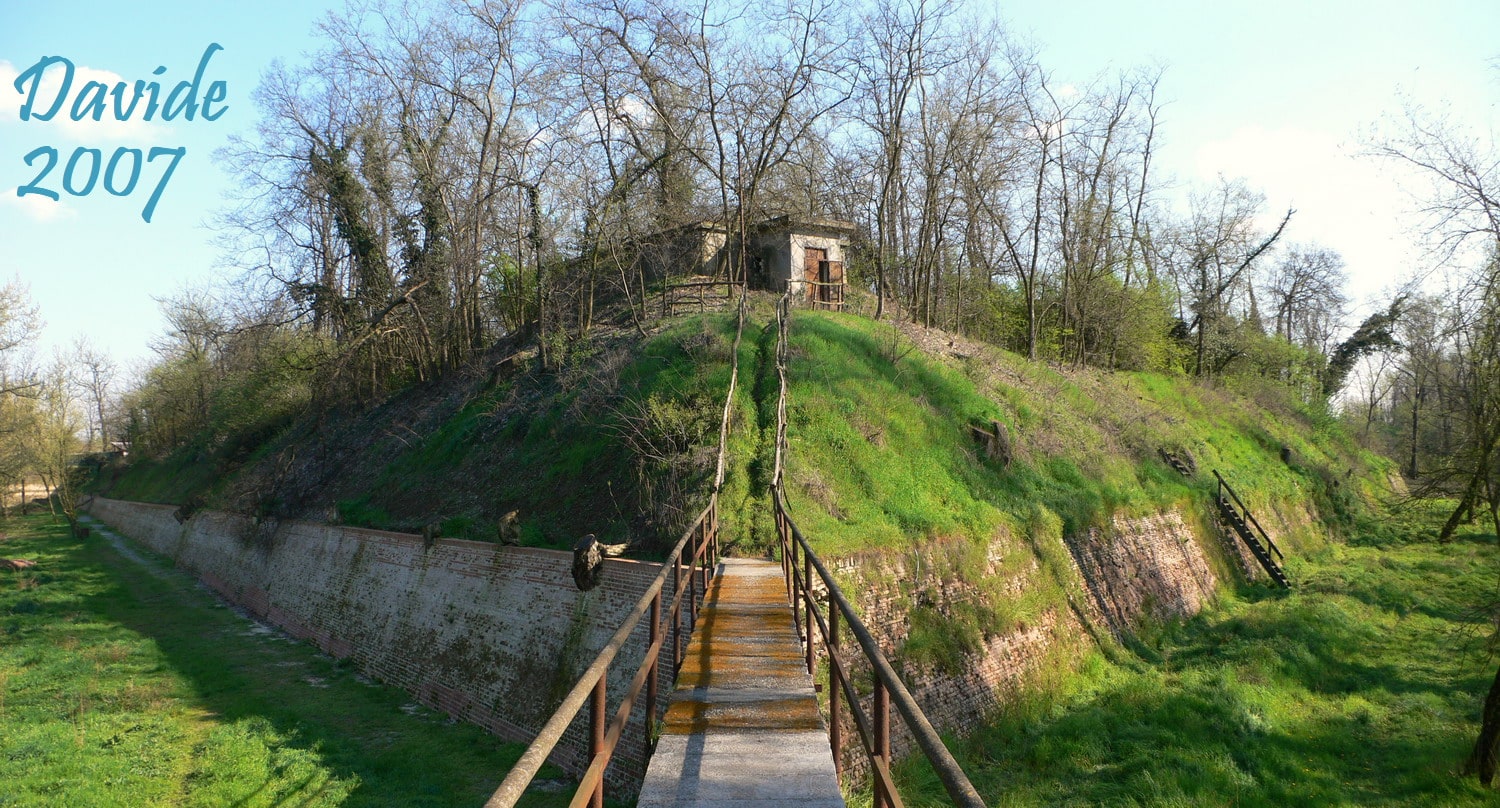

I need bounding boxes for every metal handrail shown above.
[1212,469,1283,561]
[485,500,717,808]
[770,294,985,808]
[486,292,747,807]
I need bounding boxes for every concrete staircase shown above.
[637,558,844,807]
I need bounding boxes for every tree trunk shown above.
[1440,472,1483,543]
[1465,661,1500,784]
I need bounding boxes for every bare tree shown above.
[70,338,116,451]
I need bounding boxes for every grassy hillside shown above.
[102,315,745,555]
[779,309,1388,561]
[101,301,1385,564]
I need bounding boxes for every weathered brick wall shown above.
[85,497,677,795]
[828,507,1216,771]
[1066,509,1218,635]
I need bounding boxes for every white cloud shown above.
[1,58,168,143]
[1191,125,1425,308]
[0,192,77,223]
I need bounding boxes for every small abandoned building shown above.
[639,215,856,309]
[746,216,855,308]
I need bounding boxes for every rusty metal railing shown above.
[1213,470,1284,563]
[485,501,718,808]
[769,293,985,808]
[486,292,747,807]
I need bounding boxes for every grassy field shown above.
[885,502,1500,807]
[0,514,569,807]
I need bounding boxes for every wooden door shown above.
[804,247,827,303]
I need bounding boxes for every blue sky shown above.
[1,0,1497,375]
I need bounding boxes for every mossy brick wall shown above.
[830,507,1217,772]
[86,496,676,796]
[1065,509,1219,634]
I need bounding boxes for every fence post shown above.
[689,544,699,629]
[829,605,841,781]
[874,679,890,808]
[673,558,683,669]
[791,533,802,640]
[590,677,606,808]
[647,590,661,759]
[804,552,814,675]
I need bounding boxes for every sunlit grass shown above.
[0,514,568,807]
[886,506,1499,807]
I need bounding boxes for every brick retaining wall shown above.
[85,496,674,796]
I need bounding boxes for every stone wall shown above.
[85,496,678,795]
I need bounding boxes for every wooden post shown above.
[647,590,661,755]
[804,552,814,674]
[791,533,802,635]
[673,558,683,668]
[689,545,699,629]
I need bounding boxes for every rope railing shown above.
[485,292,747,808]
[769,293,985,808]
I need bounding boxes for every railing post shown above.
[829,605,842,781]
[778,504,790,597]
[874,678,890,808]
[791,532,802,639]
[804,552,814,675]
[711,503,720,568]
[689,544,699,629]
[700,518,711,594]
[590,677,606,808]
[673,558,683,669]
[647,589,661,757]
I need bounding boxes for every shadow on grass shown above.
[26,519,577,808]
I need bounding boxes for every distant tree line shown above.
[0,282,104,531]
[174,0,1348,411]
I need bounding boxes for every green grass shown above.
[0,514,569,807]
[782,310,1389,561]
[884,502,1500,807]
[774,310,1396,671]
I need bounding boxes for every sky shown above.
[1,0,1497,377]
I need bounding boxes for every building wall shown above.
[84,497,681,795]
[748,230,848,298]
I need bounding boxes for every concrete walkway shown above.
[637,558,844,808]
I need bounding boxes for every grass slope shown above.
[889,503,1499,807]
[0,514,567,807]
[780,310,1387,560]
[104,316,742,554]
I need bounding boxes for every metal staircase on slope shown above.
[1213,470,1290,589]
